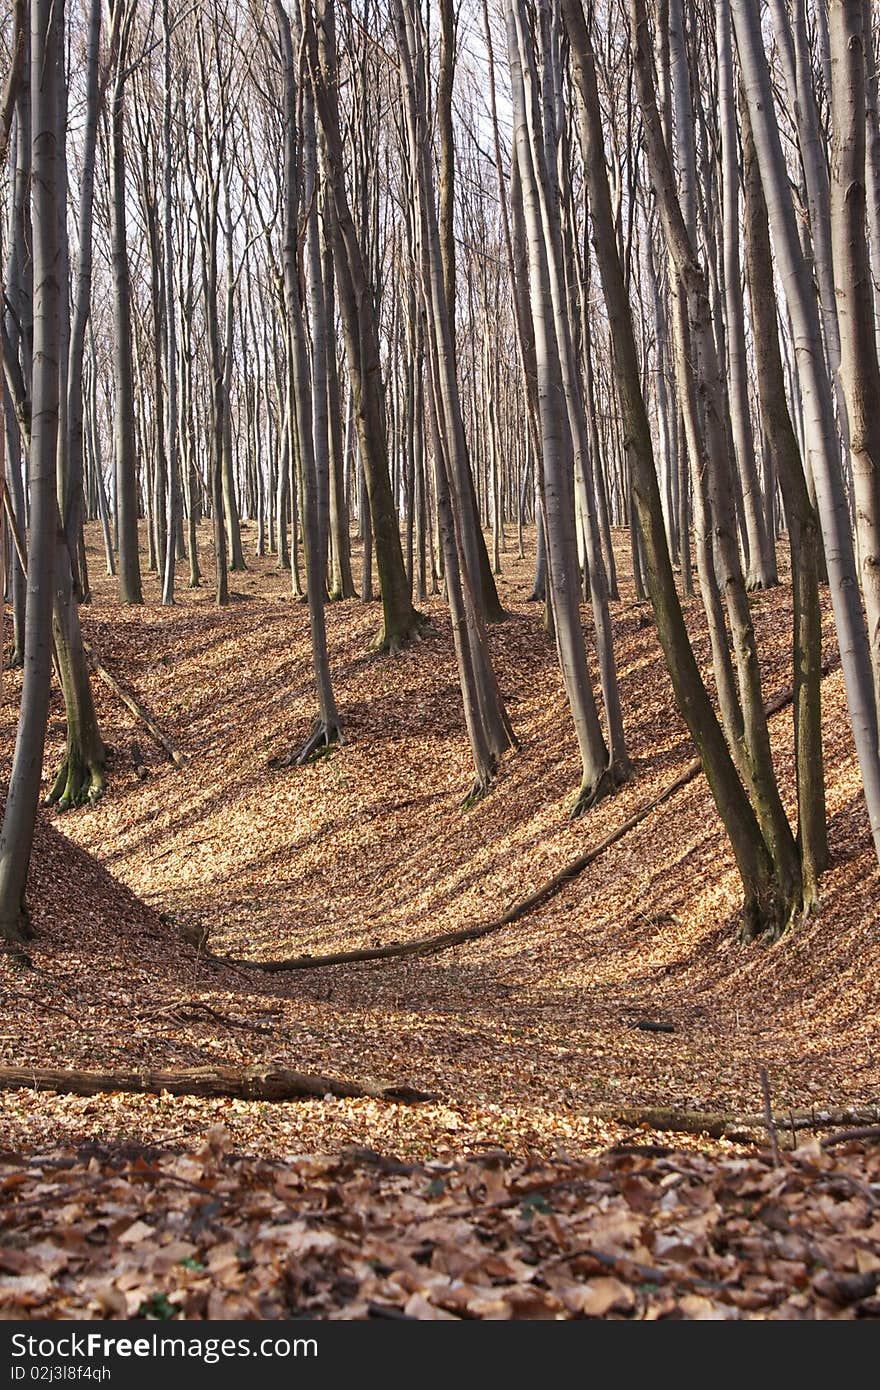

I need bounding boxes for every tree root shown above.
[737,885,806,945]
[0,906,34,947]
[370,610,427,655]
[295,721,341,766]
[569,760,624,819]
[460,774,493,812]
[268,722,342,770]
[45,750,106,811]
[745,572,777,593]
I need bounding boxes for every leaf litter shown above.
[0,524,877,1318]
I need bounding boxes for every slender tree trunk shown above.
[109,1,143,606]
[716,0,775,589]
[741,87,826,901]
[563,0,786,937]
[306,0,419,652]
[161,0,178,604]
[0,0,64,942]
[732,0,880,862]
[829,0,880,710]
[508,0,611,813]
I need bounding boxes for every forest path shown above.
[1,522,878,1162]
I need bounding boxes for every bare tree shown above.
[0,0,65,942]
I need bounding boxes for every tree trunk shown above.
[275,1,340,760]
[732,0,880,863]
[508,0,611,814]
[306,0,419,653]
[716,0,775,589]
[0,0,64,942]
[741,86,827,901]
[829,0,880,712]
[109,1,143,606]
[562,0,784,938]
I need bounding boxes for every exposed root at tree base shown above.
[370,610,427,656]
[0,906,33,947]
[45,751,106,812]
[569,762,623,819]
[295,722,342,767]
[460,775,493,812]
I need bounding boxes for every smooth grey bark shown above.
[633,0,801,908]
[161,0,179,604]
[275,0,340,759]
[507,0,612,813]
[829,0,880,709]
[3,38,32,664]
[864,0,880,335]
[523,0,629,777]
[108,0,143,605]
[435,0,506,626]
[732,0,880,862]
[393,0,514,793]
[716,0,775,588]
[322,202,356,600]
[306,0,419,652]
[221,172,245,573]
[64,0,101,594]
[741,86,826,901]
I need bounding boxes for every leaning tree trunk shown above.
[632,0,801,918]
[0,0,64,943]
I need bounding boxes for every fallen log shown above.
[0,1065,434,1105]
[82,643,187,769]
[226,657,841,974]
[587,1102,880,1145]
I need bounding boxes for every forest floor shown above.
[0,522,878,1318]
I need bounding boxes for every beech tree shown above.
[6,0,880,937]
[0,0,64,942]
